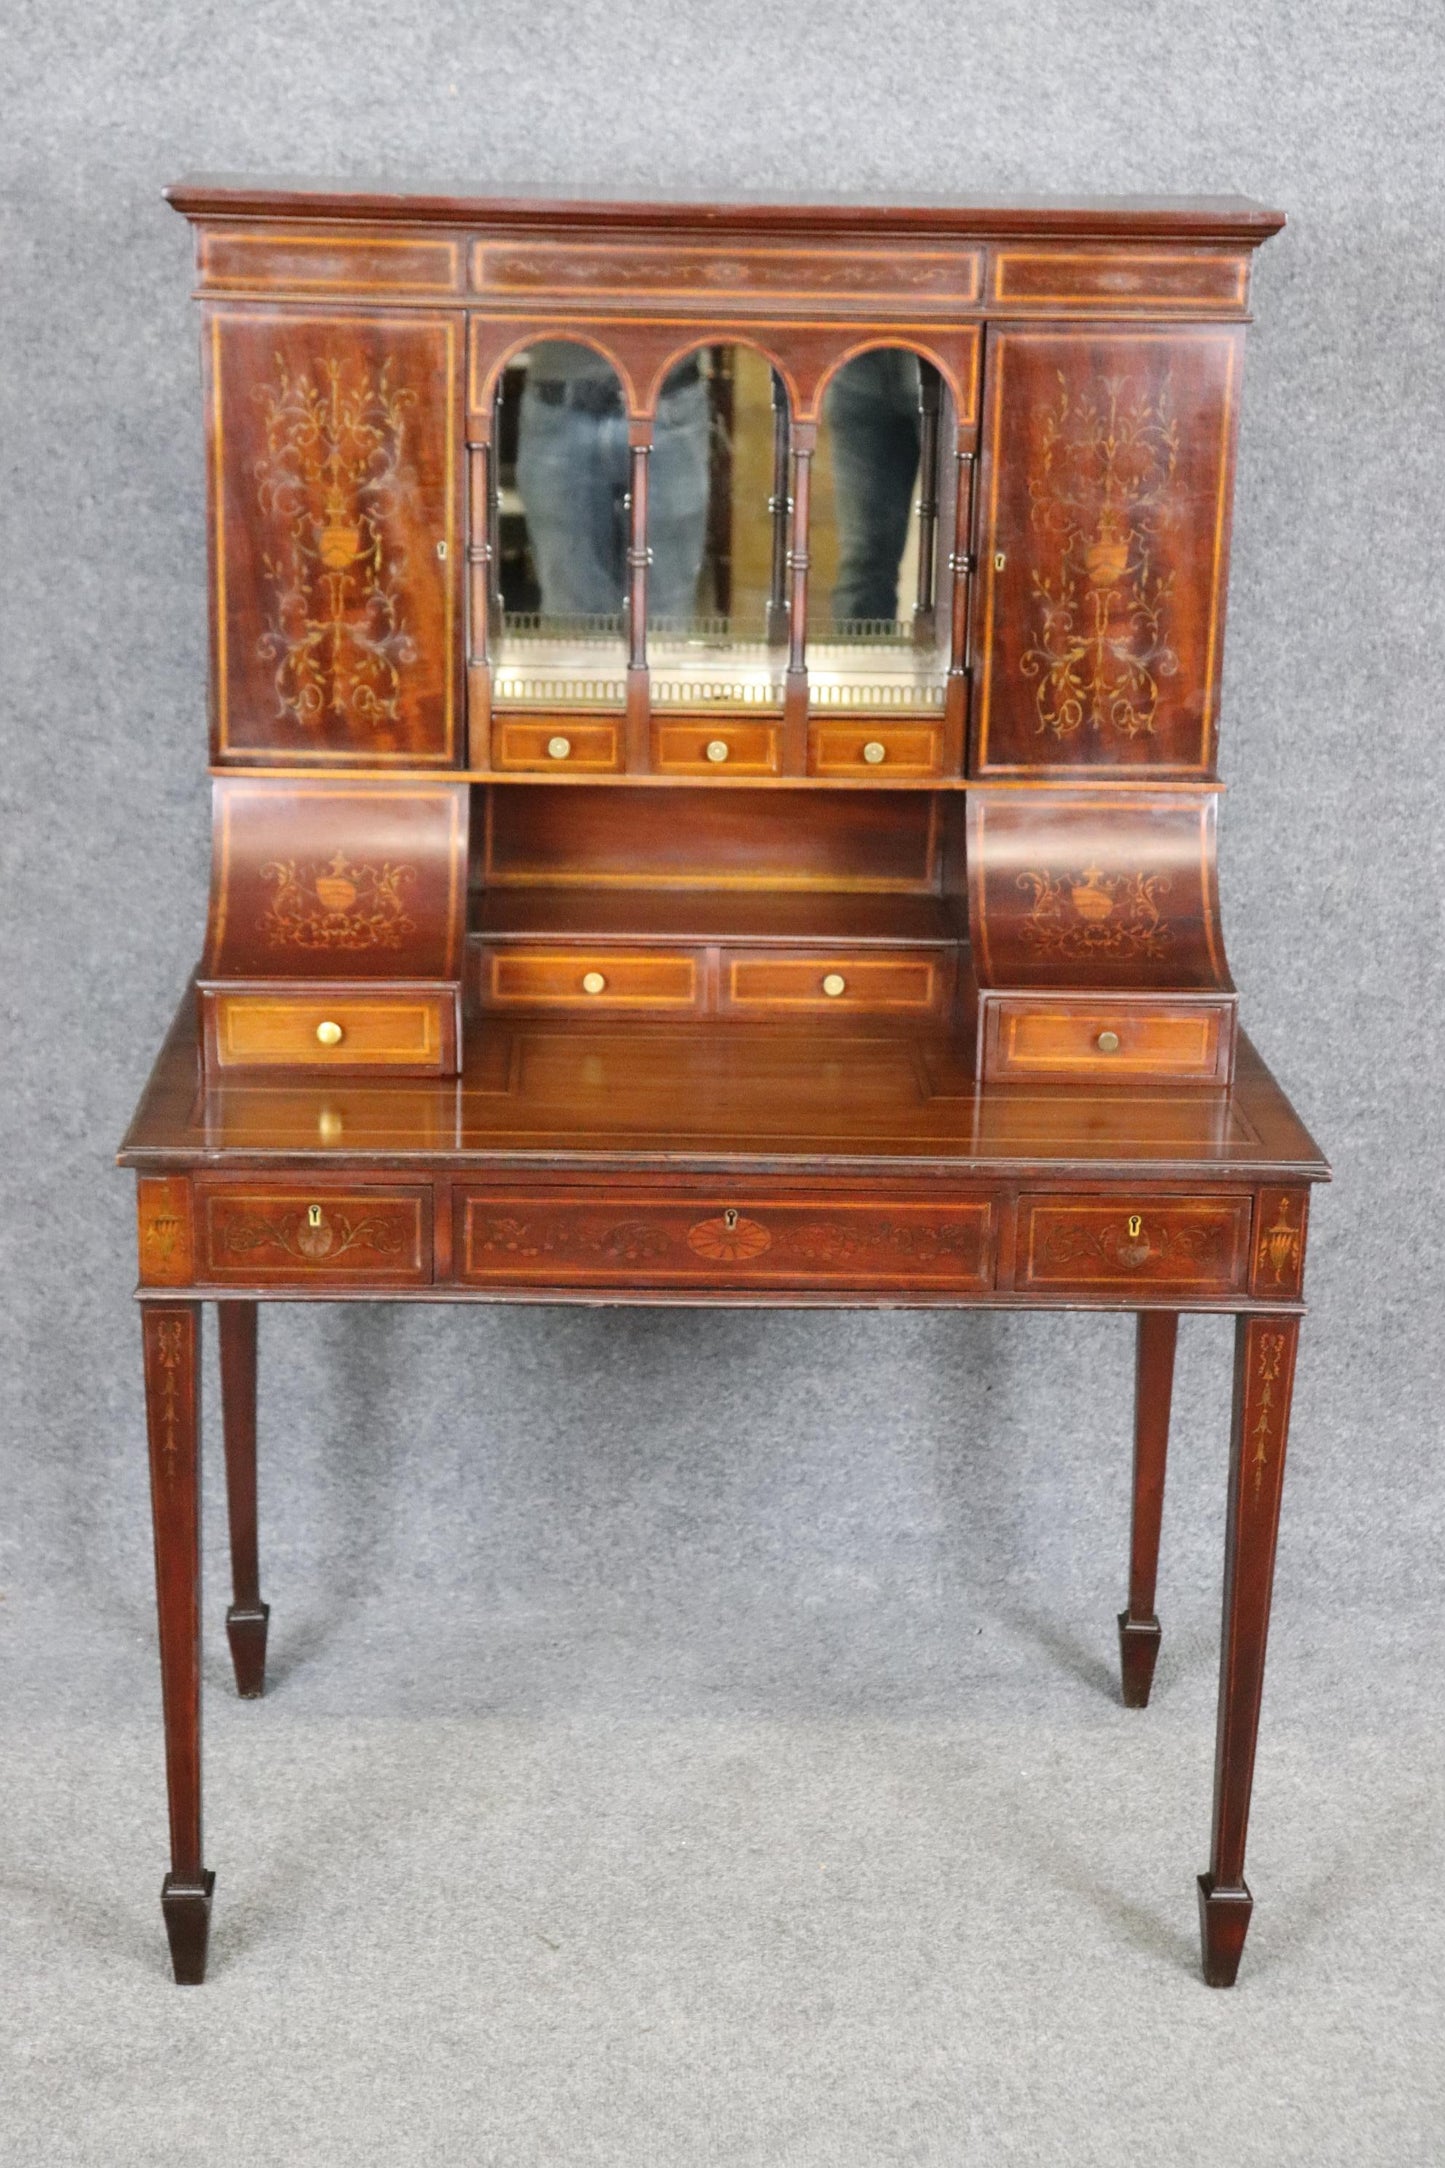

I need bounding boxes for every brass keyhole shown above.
[307,1204,323,1230]
[724,1207,739,1232]
[1127,1214,1142,1240]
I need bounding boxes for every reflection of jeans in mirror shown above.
[824,349,921,626]
[515,374,710,623]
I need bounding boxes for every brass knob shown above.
[315,1019,344,1047]
[581,971,607,995]
[705,739,730,764]
[547,735,572,761]
[1096,1029,1121,1054]
[862,740,886,765]
[822,972,847,998]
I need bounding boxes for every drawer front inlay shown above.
[197,1185,432,1284]
[985,998,1233,1083]
[721,949,945,1017]
[492,719,623,772]
[477,946,703,1012]
[1017,1194,1251,1296]
[456,1190,997,1290]
[810,724,944,779]
[209,991,453,1070]
[653,723,781,775]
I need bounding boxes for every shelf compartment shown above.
[473,887,963,949]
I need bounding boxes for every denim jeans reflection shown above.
[515,372,710,623]
[823,349,922,625]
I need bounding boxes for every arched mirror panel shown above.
[807,346,955,714]
[491,339,630,707]
[645,343,791,709]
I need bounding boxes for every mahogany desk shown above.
[120,991,1328,1987]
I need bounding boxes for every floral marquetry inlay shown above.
[1017,864,1175,962]
[1253,1191,1307,1298]
[459,1199,995,1287]
[1021,372,1182,742]
[219,1205,409,1266]
[254,354,423,733]
[1249,1329,1289,1501]
[259,850,417,953]
[144,1312,192,1482]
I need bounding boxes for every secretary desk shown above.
[119,177,1328,1986]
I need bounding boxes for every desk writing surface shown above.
[120,990,1327,1182]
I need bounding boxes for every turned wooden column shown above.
[625,425,653,770]
[942,446,976,772]
[143,1302,213,1984]
[1119,1310,1179,1706]
[912,363,942,646]
[219,1301,268,1699]
[465,434,494,756]
[781,421,816,770]
[1198,1310,1302,1986]
[765,369,791,649]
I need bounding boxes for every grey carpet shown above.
[3,0,1445,2159]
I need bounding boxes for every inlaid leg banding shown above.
[143,1302,213,1983]
[1198,1311,1300,1986]
[1118,1310,1178,1706]
[218,1301,269,1697]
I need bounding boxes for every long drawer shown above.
[454,1186,998,1291]
[1014,1193,1252,1297]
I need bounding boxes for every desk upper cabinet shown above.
[170,182,1283,1088]
[203,303,464,766]
[972,325,1243,777]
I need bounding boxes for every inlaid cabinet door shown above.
[972,326,1243,776]
[204,306,461,764]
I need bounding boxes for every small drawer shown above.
[195,1182,433,1286]
[719,948,947,1018]
[809,724,944,779]
[476,945,704,1013]
[455,1186,997,1292]
[981,997,1234,1084]
[491,719,623,772]
[652,722,781,775]
[1015,1194,1252,1297]
[202,988,457,1075]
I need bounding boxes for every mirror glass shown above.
[492,339,630,706]
[646,343,787,708]
[489,339,953,713]
[807,347,952,713]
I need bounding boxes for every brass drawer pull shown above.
[315,1019,344,1047]
[862,740,886,765]
[581,971,607,995]
[705,739,730,764]
[547,735,572,761]
[822,973,846,998]
[1096,1029,1121,1053]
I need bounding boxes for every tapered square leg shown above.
[1119,1310,1178,1706]
[219,1301,269,1698]
[161,1869,216,1986]
[144,1302,214,1983]
[1197,1874,1254,1988]
[1197,1312,1301,1986]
